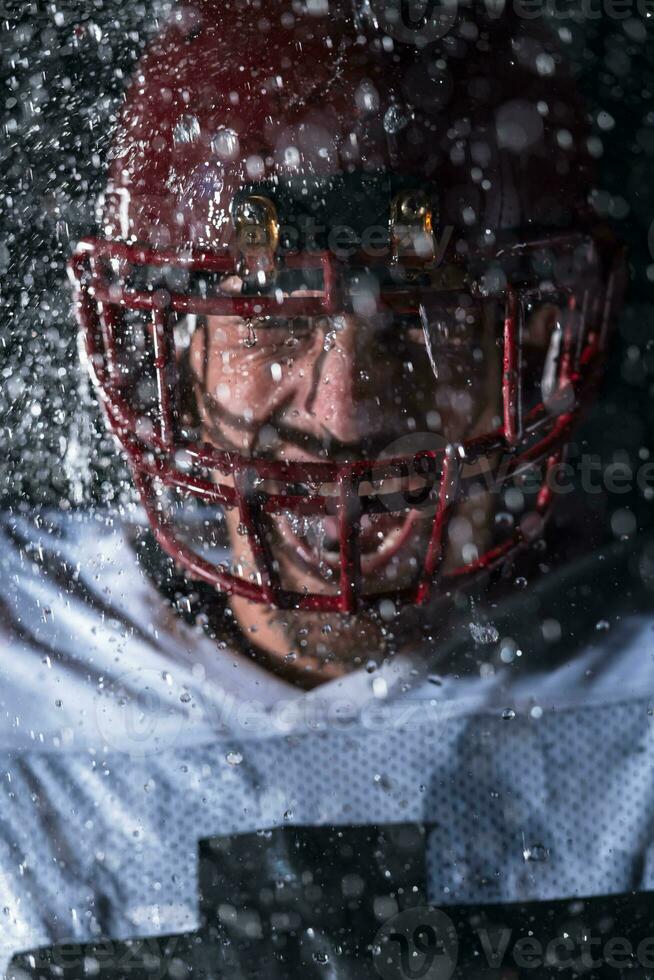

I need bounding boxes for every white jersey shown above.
[1,508,653,972]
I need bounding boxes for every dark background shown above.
[0,0,652,543]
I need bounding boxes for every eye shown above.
[216,315,312,349]
[252,316,315,342]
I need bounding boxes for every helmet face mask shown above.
[71,227,620,613]
[70,1,624,616]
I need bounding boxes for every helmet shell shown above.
[101,0,594,252]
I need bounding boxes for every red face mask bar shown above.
[69,230,623,613]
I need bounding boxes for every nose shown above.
[301,314,380,446]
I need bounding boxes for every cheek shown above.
[203,337,317,418]
[418,355,500,438]
[206,351,273,414]
[435,388,478,438]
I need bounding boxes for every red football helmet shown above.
[70,0,624,613]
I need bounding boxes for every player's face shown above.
[190,298,503,609]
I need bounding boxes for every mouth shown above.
[274,507,421,578]
[254,449,440,582]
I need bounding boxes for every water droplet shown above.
[378,598,396,621]
[383,104,412,134]
[226,751,243,767]
[180,691,192,703]
[499,639,517,663]
[611,508,636,538]
[596,619,610,631]
[173,114,200,145]
[541,619,561,643]
[501,708,516,721]
[372,676,388,699]
[523,842,549,862]
[243,320,257,348]
[355,80,379,113]
[212,126,240,160]
[469,622,499,645]
[312,951,329,965]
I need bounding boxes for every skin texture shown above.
[185,283,523,683]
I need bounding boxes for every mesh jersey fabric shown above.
[0,510,653,972]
